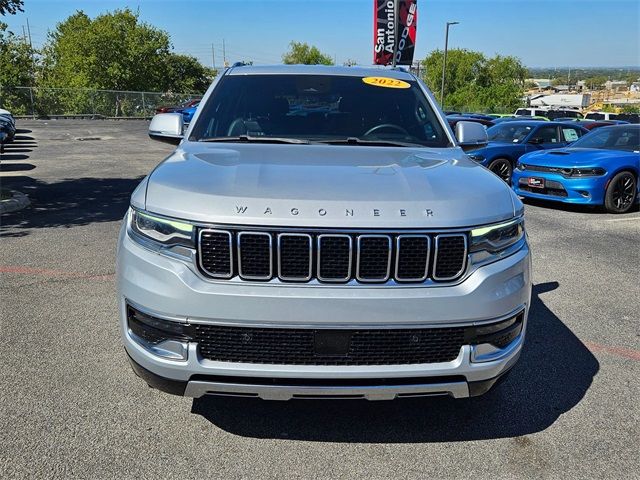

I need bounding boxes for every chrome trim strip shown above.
[395,234,430,282]
[237,231,273,280]
[184,380,470,400]
[277,233,313,282]
[356,234,392,282]
[432,233,468,281]
[198,229,233,279]
[316,234,352,282]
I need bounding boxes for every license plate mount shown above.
[527,177,545,189]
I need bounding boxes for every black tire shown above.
[488,158,513,184]
[604,171,637,214]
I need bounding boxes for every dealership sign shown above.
[373,0,418,66]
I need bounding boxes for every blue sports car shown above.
[181,102,200,124]
[512,125,640,213]
[467,121,588,182]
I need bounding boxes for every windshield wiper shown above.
[317,137,423,147]
[199,135,310,144]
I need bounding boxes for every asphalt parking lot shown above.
[1,120,638,479]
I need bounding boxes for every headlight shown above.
[562,167,606,177]
[129,209,194,248]
[468,154,485,162]
[470,217,525,258]
[516,162,525,170]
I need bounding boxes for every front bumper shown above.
[117,222,532,400]
[512,169,607,205]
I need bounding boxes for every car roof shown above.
[225,64,416,81]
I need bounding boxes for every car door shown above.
[526,125,561,152]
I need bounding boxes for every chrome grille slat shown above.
[356,235,392,282]
[395,235,430,282]
[237,232,273,280]
[198,228,468,284]
[433,234,468,281]
[277,233,312,281]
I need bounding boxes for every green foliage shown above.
[421,49,527,112]
[0,0,24,15]
[282,41,333,65]
[0,22,35,113]
[41,9,171,91]
[163,54,216,93]
[620,104,640,114]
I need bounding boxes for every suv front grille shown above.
[194,324,466,365]
[198,228,468,284]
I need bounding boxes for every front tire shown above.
[488,158,513,184]
[605,171,637,214]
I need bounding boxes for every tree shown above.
[0,22,35,114]
[42,9,171,92]
[162,54,215,93]
[282,41,332,65]
[0,0,24,15]
[421,49,526,112]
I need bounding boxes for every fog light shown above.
[127,305,193,360]
[469,311,524,362]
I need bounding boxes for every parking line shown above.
[605,216,640,223]
[0,265,114,281]
[585,341,640,362]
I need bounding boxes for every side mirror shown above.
[149,113,184,145]
[528,137,543,145]
[455,121,488,151]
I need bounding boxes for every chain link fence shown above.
[0,86,202,118]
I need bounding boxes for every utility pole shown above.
[211,43,216,70]
[22,25,27,43]
[223,39,227,68]
[440,21,459,108]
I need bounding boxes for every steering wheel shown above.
[363,123,409,137]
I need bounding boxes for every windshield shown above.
[486,123,534,143]
[189,74,450,147]
[571,126,640,152]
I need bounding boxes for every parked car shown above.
[122,64,531,401]
[584,112,639,124]
[467,121,589,182]
[581,120,629,130]
[459,113,496,122]
[447,115,494,128]
[515,108,582,120]
[155,99,202,114]
[513,125,640,213]
[181,102,199,123]
[492,115,549,124]
[0,107,15,128]
[0,114,16,146]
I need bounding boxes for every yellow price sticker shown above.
[362,76,411,89]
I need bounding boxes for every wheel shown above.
[605,171,637,214]
[488,158,512,184]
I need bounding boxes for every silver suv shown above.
[117,65,531,400]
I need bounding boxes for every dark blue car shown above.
[181,102,200,124]
[467,121,588,182]
[513,125,639,213]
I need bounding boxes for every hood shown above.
[144,143,516,228]
[521,147,640,167]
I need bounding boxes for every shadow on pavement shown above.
[191,282,599,442]
[0,176,144,236]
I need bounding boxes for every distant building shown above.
[605,80,628,92]
[526,78,552,89]
[630,82,640,93]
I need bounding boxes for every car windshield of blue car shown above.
[189,74,450,147]
[571,126,640,152]
[486,124,533,143]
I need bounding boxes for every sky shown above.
[3,0,639,68]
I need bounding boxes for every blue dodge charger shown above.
[467,121,588,182]
[512,125,639,213]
